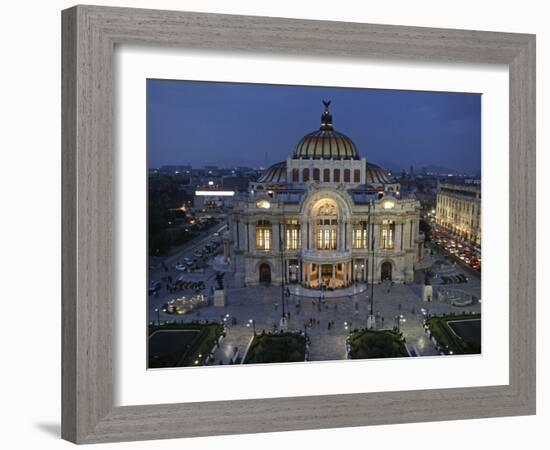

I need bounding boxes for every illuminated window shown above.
[344,169,350,183]
[353,169,360,183]
[256,220,271,251]
[313,168,320,181]
[292,168,299,182]
[316,228,337,250]
[323,168,330,182]
[352,221,368,249]
[303,168,310,182]
[315,218,337,250]
[286,219,301,250]
[256,199,271,209]
[381,220,395,249]
[333,169,340,182]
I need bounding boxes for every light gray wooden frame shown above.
[62,4,536,444]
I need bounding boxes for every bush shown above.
[349,329,408,359]
[426,313,480,355]
[148,322,223,368]
[244,333,306,364]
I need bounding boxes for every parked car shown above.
[148,280,161,294]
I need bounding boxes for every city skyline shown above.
[147,79,481,173]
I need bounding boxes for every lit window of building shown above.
[256,220,271,250]
[286,219,301,250]
[352,221,368,249]
[316,218,337,250]
[381,220,395,249]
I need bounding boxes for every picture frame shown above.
[61,5,536,444]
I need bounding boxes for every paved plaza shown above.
[148,250,481,363]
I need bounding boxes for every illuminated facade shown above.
[229,102,423,288]
[435,182,481,246]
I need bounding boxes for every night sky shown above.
[147,79,481,174]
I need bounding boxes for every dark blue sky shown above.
[147,79,481,173]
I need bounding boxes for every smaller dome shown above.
[257,161,287,183]
[366,163,390,185]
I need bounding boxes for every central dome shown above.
[293,100,359,160]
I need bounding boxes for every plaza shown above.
[148,245,481,364]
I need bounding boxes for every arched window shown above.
[353,169,360,183]
[323,168,330,182]
[313,168,320,181]
[333,169,340,182]
[314,201,338,251]
[303,168,310,182]
[292,168,299,182]
[343,169,350,182]
[256,220,272,251]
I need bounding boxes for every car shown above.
[193,250,203,257]
[175,264,187,271]
[148,280,161,294]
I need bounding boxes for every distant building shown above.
[204,165,220,176]
[435,182,481,246]
[193,182,235,210]
[159,165,192,174]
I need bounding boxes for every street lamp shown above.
[344,320,352,335]
[394,315,401,332]
[367,200,376,330]
[279,223,288,330]
[154,308,160,326]
[247,319,256,336]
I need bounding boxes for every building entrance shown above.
[259,263,271,284]
[381,261,392,281]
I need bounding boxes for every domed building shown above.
[229,101,423,288]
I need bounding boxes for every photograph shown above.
[146,80,482,368]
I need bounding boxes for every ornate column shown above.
[344,262,348,284]
[272,222,280,252]
[395,220,402,251]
